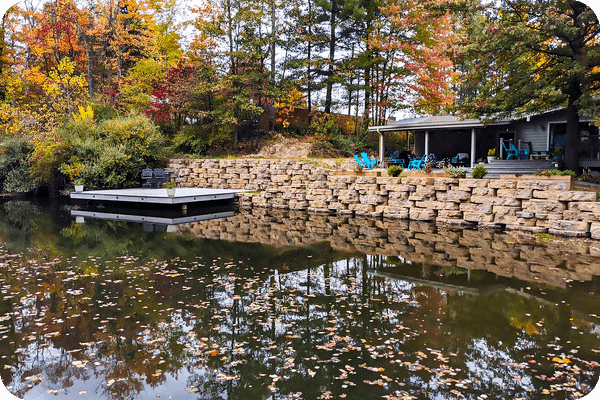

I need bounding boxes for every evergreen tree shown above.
[456,0,600,171]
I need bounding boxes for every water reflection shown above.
[179,208,600,290]
[0,200,599,399]
[71,202,236,233]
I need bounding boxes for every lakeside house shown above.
[369,109,600,169]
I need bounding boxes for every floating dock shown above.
[70,187,244,205]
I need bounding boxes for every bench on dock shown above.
[141,168,174,188]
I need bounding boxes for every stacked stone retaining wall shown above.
[169,158,600,239]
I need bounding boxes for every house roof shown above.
[369,115,511,132]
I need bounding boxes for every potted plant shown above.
[60,159,85,192]
[73,178,84,192]
[487,148,497,163]
[164,180,177,197]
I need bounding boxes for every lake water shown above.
[0,199,599,399]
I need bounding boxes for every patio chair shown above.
[361,152,377,170]
[153,168,167,188]
[389,152,406,168]
[511,143,529,160]
[353,154,365,168]
[141,168,155,188]
[501,141,519,160]
[451,153,469,167]
[407,154,427,170]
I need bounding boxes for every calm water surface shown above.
[0,199,599,400]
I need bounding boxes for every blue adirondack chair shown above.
[361,152,377,170]
[407,154,427,169]
[353,154,365,168]
[501,141,529,160]
[390,153,406,168]
[501,141,519,160]
[512,143,529,160]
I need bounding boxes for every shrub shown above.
[423,160,434,173]
[445,166,467,178]
[0,137,41,193]
[309,122,376,158]
[171,123,232,155]
[471,165,488,179]
[29,132,72,184]
[551,145,563,157]
[534,169,576,176]
[58,114,166,190]
[579,168,600,184]
[387,165,404,177]
[559,169,576,176]
[311,114,340,138]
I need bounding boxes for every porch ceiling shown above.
[369,115,511,132]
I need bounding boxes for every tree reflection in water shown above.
[0,200,598,399]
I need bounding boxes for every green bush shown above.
[311,114,340,137]
[91,99,120,121]
[387,165,404,177]
[171,123,232,155]
[471,165,488,179]
[445,166,467,178]
[579,168,600,184]
[0,137,41,193]
[534,169,576,176]
[308,116,377,158]
[2,114,166,194]
[57,114,166,190]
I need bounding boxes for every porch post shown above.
[424,131,430,155]
[378,129,384,167]
[470,128,476,168]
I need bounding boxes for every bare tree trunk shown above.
[0,13,7,101]
[226,0,235,74]
[270,0,276,82]
[363,66,370,120]
[348,43,354,116]
[307,0,313,125]
[81,31,93,97]
[324,0,336,114]
[109,0,122,82]
[564,79,582,172]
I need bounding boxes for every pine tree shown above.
[456,0,600,171]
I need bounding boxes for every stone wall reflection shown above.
[178,208,600,289]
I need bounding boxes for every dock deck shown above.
[70,187,244,205]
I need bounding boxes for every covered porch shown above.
[369,115,511,168]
